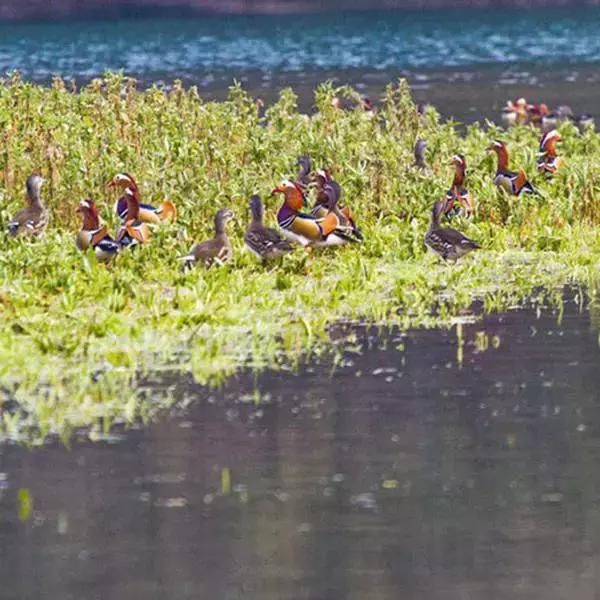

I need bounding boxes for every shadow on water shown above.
[3,292,600,599]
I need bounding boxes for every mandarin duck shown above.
[526,103,550,126]
[311,170,362,241]
[75,199,120,263]
[536,129,562,176]
[541,105,573,131]
[8,175,49,237]
[108,173,177,224]
[413,138,428,170]
[272,180,357,247]
[244,195,294,260]
[444,154,474,219]
[296,156,312,190]
[488,140,538,196]
[116,187,152,247]
[180,208,233,270]
[501,98,528,127]
[425,200,480,263]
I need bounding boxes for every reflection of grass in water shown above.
[0,72,599,445]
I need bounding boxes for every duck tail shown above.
[178,255,196,272]
[158,199,177,222]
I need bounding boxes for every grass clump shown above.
[0,72,599,444]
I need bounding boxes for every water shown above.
[3,9,600,120]
[3,294,600,599]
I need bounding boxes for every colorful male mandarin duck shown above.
[76,199,120,263]
[272,180,356,247]
[244,195,294,260]
[488,140,538,196]
[425,200,480,263]
[526,103,550,126]
[180,208,233,269]
[312,170,362,241]
[536,129,562,176]
[116,187,152,247]
[108,173,176,224]
[8,175,49,237]
[444,154,474,219]
[501,98,528,126]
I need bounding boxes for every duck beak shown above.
[270,186,282,196]
[106,177,117,189]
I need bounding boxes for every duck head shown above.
[26,174,45,204]
[297,156,312,178]
[539,129,561,156]
[215,207,234,234]
[271,180,307,211]
[451,154,467,184]
[487,140,509,170]
[76,199,101,230]
[431,200,445,227]
[107,172,138,190]
[415,138,427,162]
[249,194,265,223]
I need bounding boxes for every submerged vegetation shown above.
[1,72,600,444]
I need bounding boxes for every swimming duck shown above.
[425,200,480,263]
[272,180,355,247]
[311,170,363,240]
[444,154,474,219]
[180,208,234,269]
[116,187,152,247]
[488,140,538,196]
[75,199,120,263]
[244,195,294,260]
[413,138,428,170]
[108,173,177,224]
[501,98,528,127]
[541,105,573,131]
[526,103,550,126]
[8,174,49,237]
[536,129,562,176]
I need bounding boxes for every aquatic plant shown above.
[0,72,599,444]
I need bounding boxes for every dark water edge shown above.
[189,64,600,123]
[3,291,600,600]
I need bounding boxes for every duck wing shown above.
[244,225,293,259]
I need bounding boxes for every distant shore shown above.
[2,1,600,23]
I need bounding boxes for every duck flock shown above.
[6,99,568,267]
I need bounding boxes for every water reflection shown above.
[2,295,600,599]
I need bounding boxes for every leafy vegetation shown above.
[0,72,598,444]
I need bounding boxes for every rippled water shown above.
[3,9,600,80]
[3,294,600,599]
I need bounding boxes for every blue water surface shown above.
[1,8,600,81]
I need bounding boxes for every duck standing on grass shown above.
[244,195,294,261]
[272,180,358,248]
[116,187,152,247]
[312,169,363,240]
[108,172,177,224]
[296,156,312,191]
[8,175,49,237]
[413,138,428,171]
[444,154,474,219]
[425,200,480,263]
[180,208,234,270]
[75,199,120,263]
[536,130,562,176]
[488,140,538,196]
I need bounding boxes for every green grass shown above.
[0,72,599,444]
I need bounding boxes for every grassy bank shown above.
[1,72,599,444]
